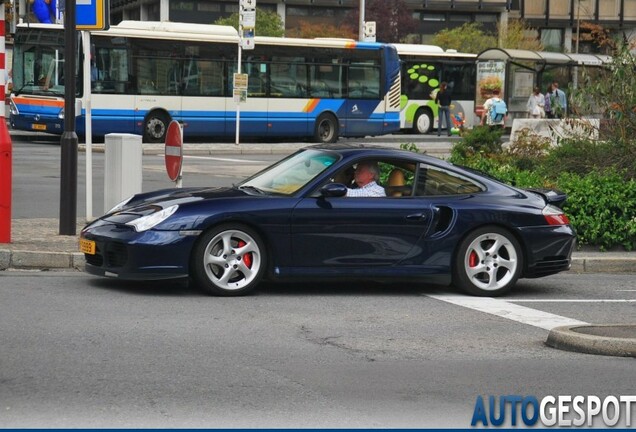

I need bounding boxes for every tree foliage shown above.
[498,19,543,50]
[214,9,285,37]
[431,22,496,54]
[286,20,357,39]
[346,0,418,43]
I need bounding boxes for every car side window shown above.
[414,164,484,196]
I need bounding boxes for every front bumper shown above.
[81,223,198,280]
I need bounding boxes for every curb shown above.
[0,249,85,271]
[546,324,636,357]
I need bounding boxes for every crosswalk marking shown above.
[426,293,589,331]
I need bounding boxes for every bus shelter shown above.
[475,48,610,125]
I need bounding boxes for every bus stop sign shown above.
[165,121,183,182]
[76,0,110,31]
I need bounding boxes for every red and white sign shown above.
[164,120,183,182]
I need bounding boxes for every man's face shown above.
[354,164,374,187]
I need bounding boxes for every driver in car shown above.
[346,161,386,197]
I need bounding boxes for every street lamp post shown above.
[358,0,365,42]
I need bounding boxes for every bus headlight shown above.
[9,99,19,116]
[58,108,64,120]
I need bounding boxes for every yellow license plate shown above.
[79,238,96,255]
[32,123,47,131]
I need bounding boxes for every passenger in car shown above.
[346,162,386,197]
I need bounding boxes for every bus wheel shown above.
[313,113,339,143]
[143,111,170,143]
[413,109,433,134]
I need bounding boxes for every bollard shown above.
[0,119,10,243]
[0,4,11,244]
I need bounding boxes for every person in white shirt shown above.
[526,86,545,118]
[346,161,386,197]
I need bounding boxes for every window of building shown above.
[540,28,563,51]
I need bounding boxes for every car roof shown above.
[306,143,454,166]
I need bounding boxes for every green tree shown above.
[498,19,543,50]
[431,22,496,53]
[346,0,418,43]
[286,20,357,39]
[214,9,285,37]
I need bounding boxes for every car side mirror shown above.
[320,183,347,198]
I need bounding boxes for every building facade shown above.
[16,0,636,53]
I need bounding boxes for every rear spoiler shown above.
[525,188,567,207]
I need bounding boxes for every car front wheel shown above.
[453,226,522,297]
[192,224,266,296]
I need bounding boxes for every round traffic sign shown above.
[164,120,183,182]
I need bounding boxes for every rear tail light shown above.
[543,204,570,225]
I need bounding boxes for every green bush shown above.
[557,170,636,251]
[447,138,636,250]
[450,126,504,161]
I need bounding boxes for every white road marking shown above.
[512,299,636,303]
[427,293,589,331]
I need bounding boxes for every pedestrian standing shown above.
[435,82,452,137]
[551,81,567,118]
[526,86,545,118]
[544,84,553,118]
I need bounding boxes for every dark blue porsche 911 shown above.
[80,144,576,297]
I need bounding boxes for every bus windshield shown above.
[12,27,73,97]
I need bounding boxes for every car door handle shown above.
[406,213,427,221]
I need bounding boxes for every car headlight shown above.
[108,196,134,214]
[126,205,179,232]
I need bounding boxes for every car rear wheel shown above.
[192,224,266,296]
[453,226,522,297]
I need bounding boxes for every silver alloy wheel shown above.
[202,229,262,291]
[463,232,518,292]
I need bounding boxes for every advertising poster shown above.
[475,60,506,110]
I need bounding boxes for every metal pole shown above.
[235,44,241,145]
[575,0,581,53]
[59,0,78,235]
[82,31,93,221]
[358,0,365,42]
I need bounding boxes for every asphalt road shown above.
[1,271,634,428]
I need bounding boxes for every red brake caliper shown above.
[238,240,252,268]
[469,250,478,268]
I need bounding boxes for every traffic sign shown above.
[76,0,110,31]
[164,121,183,183]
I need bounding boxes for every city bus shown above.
[393,43,477,134]
[9,21,401,143]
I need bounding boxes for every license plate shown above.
[79,238,96,255]
[32,123,47,131]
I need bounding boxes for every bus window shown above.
[310,63,343,98]
[270,58,307,98]
[349,63,380,99]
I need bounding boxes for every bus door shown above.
[346,63,383,136]
[133,47,182,140]
[88,44,135,136]
[179,56,226,137]
[267,60,309,137]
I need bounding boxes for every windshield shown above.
[239,149,339,195]
[12,27,79,97]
